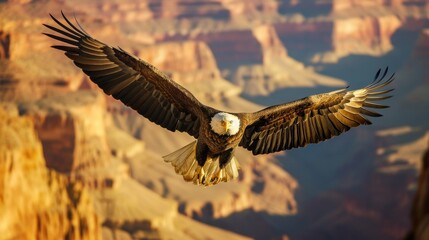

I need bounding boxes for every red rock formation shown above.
[196,29,263,68]
[0,104,101,240]
[0,31,10,59]
[19,90,113,179]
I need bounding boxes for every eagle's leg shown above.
[195,141,209,166]
[219,149,234,168]
[195,141,209,184]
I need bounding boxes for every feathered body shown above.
[44,12,394,186]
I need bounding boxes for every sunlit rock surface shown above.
[0,104,101,240]
[406,139,429,240]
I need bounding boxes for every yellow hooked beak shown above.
[222,120,230,132]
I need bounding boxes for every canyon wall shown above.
[0,104,101,240]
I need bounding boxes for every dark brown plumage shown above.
[44,12,394,186]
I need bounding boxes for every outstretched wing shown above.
[43,12,202,137]
[240,68,394,155]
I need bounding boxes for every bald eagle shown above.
[44,12,394,186]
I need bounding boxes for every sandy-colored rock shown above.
[19,91,110,172]
[220,0,279,18]
[406,138,429,240]
[0,104,101,240]
[331,15,402,58]
[332,0,429,11]
[252,25,288,65]
[132,40,242,103]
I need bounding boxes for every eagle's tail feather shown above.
[163,141,240,186]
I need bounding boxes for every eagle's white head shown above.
[210,112,240,136]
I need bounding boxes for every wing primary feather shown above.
[161,112,175,131]
[79,48,107,58]
[143,98,158,116]
[75,62,118,71]
[255,139,264,153]
[107,74,139,95]
[83,67,122,78]
[73,14,91,36]
[381,67,389,80]
[373,68,382,82]
[43,33,79,46]
[51,45,79,53]
[72,56,114,65]
[49,13,85,37]
[150,105,162,122]
[43,24,81,40]
[373,68,381,82]
[369,78,394,90]
[114,80,141,102]
[321,115,338,136]
[64,52,78,60]
[342,109,369,124]
[61,11,88,37]
[362,102,388,109]
[335,112,359,127]
[262,134,271,153]
[81,38,104,49]
[312,117,323,141]
[367,95,392,101]
[328,114,348,132]
[344,105,361,114]
[367,89,394,96]
[360,108,382,117]
[92,70,126,84]
[136,94,155,114]
[318,115,333,138]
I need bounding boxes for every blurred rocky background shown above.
[0,0,428,239]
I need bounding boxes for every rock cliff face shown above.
[329,15,402,60]
[0,104,101,240]
[406,138,429,240]
[332,0,429,11]
[19,91,112,177]
[135,40,242,101]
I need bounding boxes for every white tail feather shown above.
[163,141,240,186]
